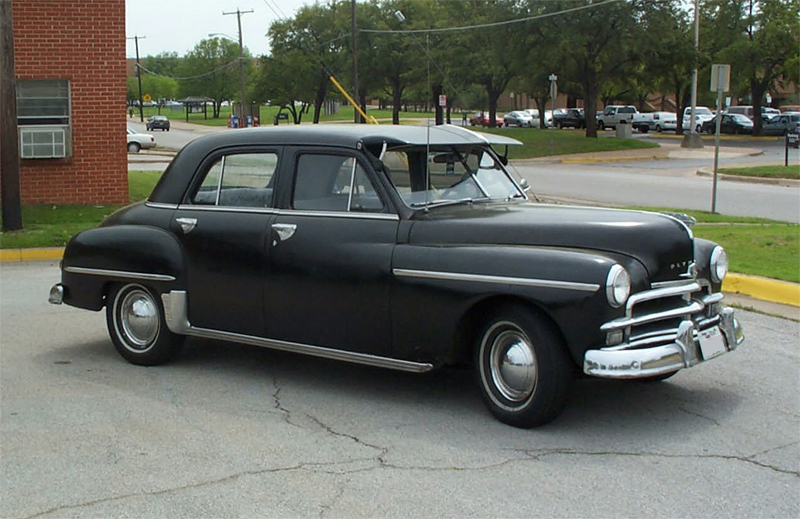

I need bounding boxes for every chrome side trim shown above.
[176,205,277,215]
[276,209,400,221]
[160,290,433,373]
[393,268,600,292]
[145,202,179,210]
[651,279,697,289]
[65,266,176,282]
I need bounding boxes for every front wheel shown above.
[106,283,184,366]
[474,305,573,428]
[598,121,605,131]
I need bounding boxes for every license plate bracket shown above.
[699,326,727,360]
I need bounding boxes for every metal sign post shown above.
[710,64,730,214]
[549,74,557,155]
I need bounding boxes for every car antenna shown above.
[425,33,431,212]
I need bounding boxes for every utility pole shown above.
[127,35,146,122]
[223,8,253,123]
[351,0,360,123]
[681,0,703,148]
[1,0,23,231]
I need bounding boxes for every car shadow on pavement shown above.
[41,335,743,436]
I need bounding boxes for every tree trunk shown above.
[750,78,767,136]
[391,77,402,125]
[582,66,598,138]
[312,70,328,124]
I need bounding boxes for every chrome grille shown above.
[601,281,722,350]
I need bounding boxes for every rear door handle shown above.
[272,223,297,242]
[176,217,197,234]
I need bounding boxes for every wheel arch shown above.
[449,294,569,367]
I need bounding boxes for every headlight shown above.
[710,246,728,283]
[606,265,631,308]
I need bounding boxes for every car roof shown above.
[149,124,522,204]
[181,124,522,150]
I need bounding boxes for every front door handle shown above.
[176,217,197,234]
[272,223,297,242]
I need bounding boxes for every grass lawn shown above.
[477,127,659,159]
[132,105,436,126]
[718,164,799,180]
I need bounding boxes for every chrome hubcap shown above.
[118,288,159,349]
[489,327,537,402]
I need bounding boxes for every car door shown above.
[263,148,398,356]
[170,148,279,337]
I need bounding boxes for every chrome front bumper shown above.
[584,307,744,379]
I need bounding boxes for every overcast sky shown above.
[125,0,313,58]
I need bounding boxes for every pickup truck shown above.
[597,105,638,130]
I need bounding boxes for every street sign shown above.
[438,95,447,107]
[710,64,730,92]
[142,93,152,103]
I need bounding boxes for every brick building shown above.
[8,0,127,204]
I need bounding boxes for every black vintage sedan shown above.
[702,113,754,134]
[49,125,744,428]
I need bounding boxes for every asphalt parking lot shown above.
[1,261,798,518]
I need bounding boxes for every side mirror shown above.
[519,178,531,193]
[479,152,496,169]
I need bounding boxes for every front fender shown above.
[391,244,647,365]
[60,225,186,311]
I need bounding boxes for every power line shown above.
[360,0,621,34]
[137,59,240,81]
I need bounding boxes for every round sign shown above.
[142,94,152,103]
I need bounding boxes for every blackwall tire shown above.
[598,121,605,131]
[474,305,573,428]
[106,283,184,366]
[127,142,140,153]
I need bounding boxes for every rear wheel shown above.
[127,142,140,153]
[106,283,184,366]
[598,121,605,131]
[474,305,573,428]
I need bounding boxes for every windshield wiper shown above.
[410,197,490,209]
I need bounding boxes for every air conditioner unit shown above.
[20,127,67,159]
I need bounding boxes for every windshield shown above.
[381,145,525,208]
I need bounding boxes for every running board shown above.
[161,290,433,374]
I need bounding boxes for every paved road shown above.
[2,261,798,518]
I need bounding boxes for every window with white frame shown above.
[16,79,72,159]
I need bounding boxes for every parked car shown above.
[552,108,585,129]
[146,115,171,132]
[701,113,754,134]
[633,111,677,133]
[682,106,714,133]
[522,109,541,128]
[49,124,743,428]
[597,105,638,130]
[761,113,800,136]
[126,127,156,153]
[469,112,504,127]
[726,105,780,122]
[503,110,534,127]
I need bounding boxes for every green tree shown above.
[178,38,244,118]
[706,0,800,134]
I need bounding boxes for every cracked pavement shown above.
[2,262,798,518]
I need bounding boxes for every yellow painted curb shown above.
[0,248,64,262]
[723,273,800,307]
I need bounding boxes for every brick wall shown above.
[9,0,128,205]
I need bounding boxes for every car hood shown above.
[407,202,695,282]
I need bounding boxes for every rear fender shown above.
[60,225,185,311]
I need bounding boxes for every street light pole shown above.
[681,0,703,148]
[351,0,361,123]
[223,8,253,123]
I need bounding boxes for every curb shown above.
[696,167,800,187]
[2,247,797,308]
[722,274,800,307]
[561,154,668,164]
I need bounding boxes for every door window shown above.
[191,152,278,208]
[293,154,384,213]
